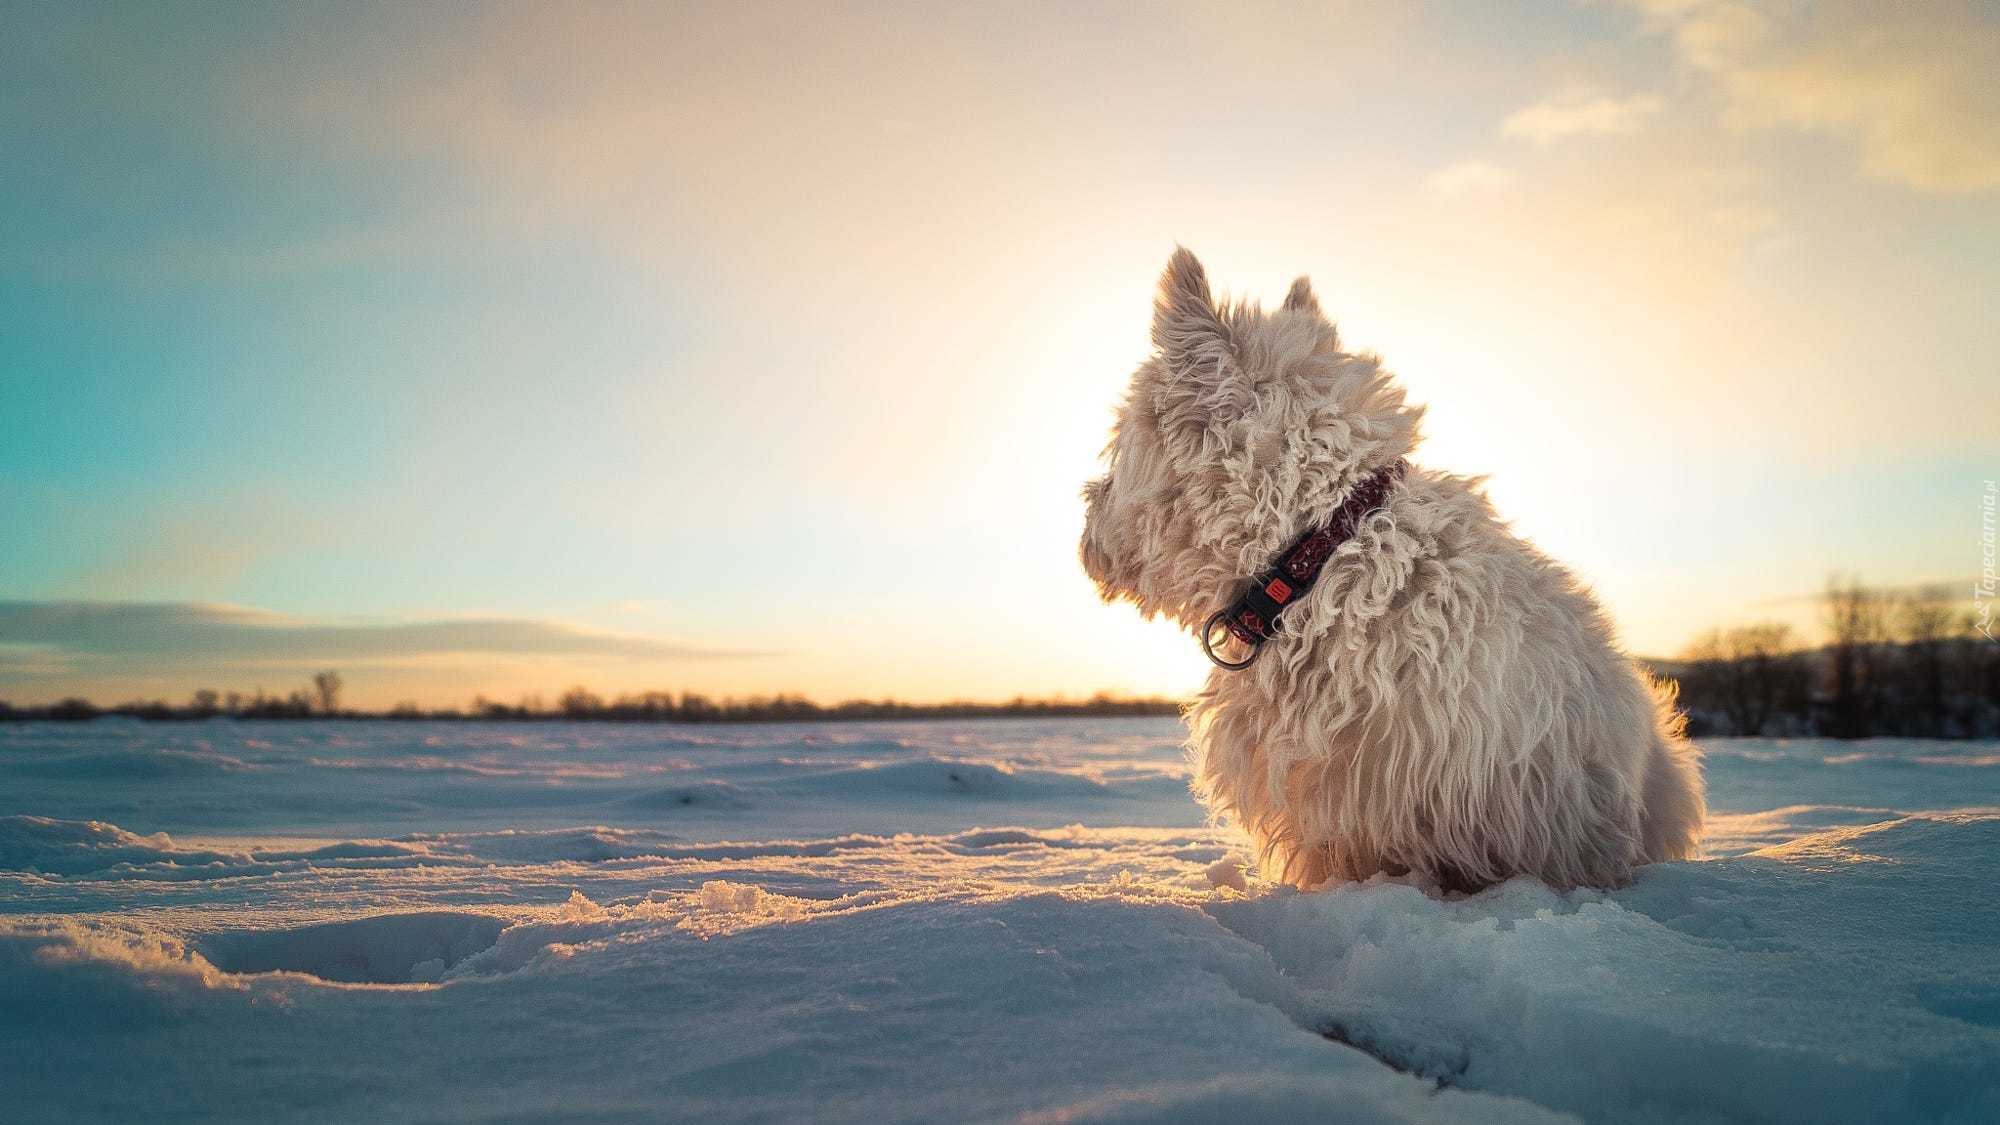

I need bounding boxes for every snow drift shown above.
[2,719,1995,1122]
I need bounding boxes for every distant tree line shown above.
[0,671,1182,725]
[5,577,1993,737]
[1654,579,1999,739]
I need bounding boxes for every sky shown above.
[3,0,1996,708]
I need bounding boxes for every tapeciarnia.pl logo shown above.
[1978,480,1997,641]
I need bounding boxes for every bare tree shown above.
[1735,623,1796,736]
[1681,623,1800,735]
[558,686,605,718]
[312,670,344,716]
[190,689,221,717]
[1896,585,1960,735]
[1823,576,1886,738]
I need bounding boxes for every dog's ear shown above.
[1152,246,1231,372]
[1282,275,1321,316]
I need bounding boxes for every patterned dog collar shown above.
[1200,458,1408,670]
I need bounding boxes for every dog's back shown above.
[1187,465,1704,891]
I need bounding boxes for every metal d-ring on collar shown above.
[1199,458,1409,671]
[1201,610,1258,670]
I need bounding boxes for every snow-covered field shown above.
[3,718,1996,1123]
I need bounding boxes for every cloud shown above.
[1724,33,2000,194]
[1500,91,1664,145]
[1648,0,1773,72]
[1626,0,2000,194]
[1426,159,1517,197]
[0,601,739,668]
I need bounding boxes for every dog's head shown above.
[1079,247,1423,630]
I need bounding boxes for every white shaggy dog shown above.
[1080,248,1704,892]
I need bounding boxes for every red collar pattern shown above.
[1200,458,1409,670]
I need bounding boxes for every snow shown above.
[2,719,1996,1122]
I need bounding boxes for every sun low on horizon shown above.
[4,1,1995,711]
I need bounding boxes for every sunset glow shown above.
[3,1,1994,707]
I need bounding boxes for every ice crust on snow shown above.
[2,719,1997,1122]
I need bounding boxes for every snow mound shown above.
[197,911,508,984]
[0,919,248,1033]
[944,826,1098,851]
[0,816,236,876]
[410,826,687,864]
[696,880,811,922]
[1208,811,2000,1124]
[0,815,436,881]
[772,757,1116,800]
[9,746,254,779]
[617,781,753,810]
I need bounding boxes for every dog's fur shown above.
[1080,248,1704,892]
